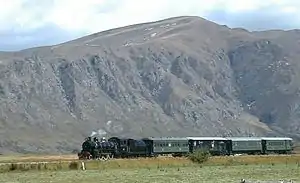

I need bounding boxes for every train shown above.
[77,136,294,160]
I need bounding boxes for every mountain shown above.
[0,16,300,154]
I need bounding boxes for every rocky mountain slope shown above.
[0,16,299,153]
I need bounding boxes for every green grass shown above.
[1,154,300,172]
[0,164,299,183]
[0,154,300,182]
[0,157,194,173]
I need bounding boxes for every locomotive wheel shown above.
[103,155,108,161]
[100,155,107,161]
[100,155,104,161]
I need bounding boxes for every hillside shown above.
[0,16,299,153]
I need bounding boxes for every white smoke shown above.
[89,128,107,137]
[88,120,123,138]
[89,131,97,137]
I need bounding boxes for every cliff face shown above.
[0,16,299,153]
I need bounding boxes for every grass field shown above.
[0,154,299,183]
[0,164,299,183]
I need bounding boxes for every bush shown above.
[188,150,210,164]
[69,161,79,170]
[9,163,18,171]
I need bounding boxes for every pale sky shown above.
[0,0,299,51]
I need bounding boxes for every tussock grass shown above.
[0,154,77,163]
[0,157,193,173]
[0,155,300,183]
[0,164,299,183]
[205,154,300,166]
[0,154,300,173]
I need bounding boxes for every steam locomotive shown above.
[78,136,294,160]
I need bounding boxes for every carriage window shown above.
[269,142,283,146]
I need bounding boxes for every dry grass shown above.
[0,154,300,173]
[0,154,299,182]
[0,157,194,173]
[205,154,300,166]
[0,164,299,183]
[0,154,77,163]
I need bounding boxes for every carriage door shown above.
[262,140,267,154]
[219,141,225,155]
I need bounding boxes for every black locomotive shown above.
[78,136,153,160]
[78,137,117,160]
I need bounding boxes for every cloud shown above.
[0,0,300,51]
[205,2,300,31]
[0,24,83,51]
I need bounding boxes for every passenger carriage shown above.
[142,137,190,157]
[225,137,263,155]
[187,137,230,155]
[261,137,293,154]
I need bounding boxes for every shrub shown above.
[188,150,210,164]
[69,161,79,170]
[9,163,18,171]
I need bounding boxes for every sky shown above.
[0,0,300,51]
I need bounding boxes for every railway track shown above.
[0,153,299,166]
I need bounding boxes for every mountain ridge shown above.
[0,16,299,154]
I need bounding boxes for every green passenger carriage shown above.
[142,137,189,156]
[187,137,230,155]
[226,137,263,155]
[261,137,293,154]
